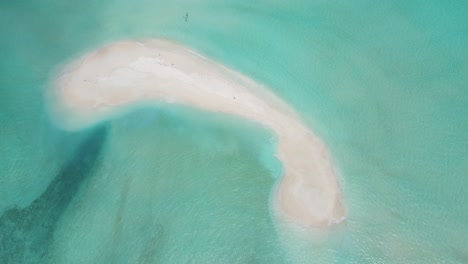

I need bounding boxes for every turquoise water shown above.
[1,0,467,263]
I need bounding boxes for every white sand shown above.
[50,39,345,228]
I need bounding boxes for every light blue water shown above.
[1,0,467,263]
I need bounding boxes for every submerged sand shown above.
[50,39,345,228]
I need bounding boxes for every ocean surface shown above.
[1,0,467,263]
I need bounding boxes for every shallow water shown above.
[1,0,467,263]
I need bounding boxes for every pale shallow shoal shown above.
[49,39,345,228]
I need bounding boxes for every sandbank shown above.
[49,39,345,228]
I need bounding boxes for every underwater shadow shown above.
[0,125,107,263]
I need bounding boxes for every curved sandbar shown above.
[50,39,345,228]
